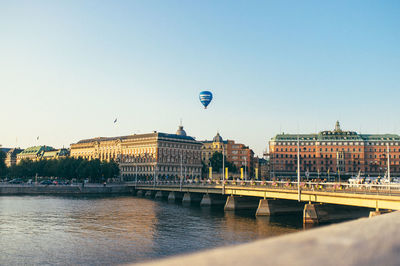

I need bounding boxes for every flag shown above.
[225,167,228,180]
[209,167,212,178]
[255,168,258,179]
[114,118,117,123]
[240,168,244,179]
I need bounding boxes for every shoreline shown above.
[0,184,133,196]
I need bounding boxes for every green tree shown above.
[209,152,237,173]
[0,151,7,178]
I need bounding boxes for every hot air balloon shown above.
[199,91,213,109]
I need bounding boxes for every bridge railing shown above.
[132,180,400,196]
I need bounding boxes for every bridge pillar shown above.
[303,204,320,225]
[145,190,155,198]
[369,211,382,218]
[224,196,259,211]
[155,191,169,200]
[256,199,304,216]
[136,190,144,197]
[182,193,203,206]
[168,192,184,203]
[200,193,226,207]
[304,203,371,225]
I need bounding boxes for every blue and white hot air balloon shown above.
[199,91,213,109]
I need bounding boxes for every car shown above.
[8,178,23,184]
[40,180,53,185]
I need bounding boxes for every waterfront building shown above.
[253,157,269,179]
[16,146,55,164]
[201,133,255,177]
[0,146,11,154]
[5,148,23,167]
[268,121,400,178]
[42,148,70,160]
[70,125,203,180]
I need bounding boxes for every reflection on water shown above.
[0,196,302,265]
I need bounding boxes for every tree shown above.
[0,151,7,177]
[209,152,237,173]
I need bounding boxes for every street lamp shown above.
[297,135,301,202]
[222,143,225,194]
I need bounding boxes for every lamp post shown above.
[135,162,137,187]
[297,135,301,202]
[387,143,391,193]
[222,143,225,194]
[244,156,247,181]
[180,151,183,191]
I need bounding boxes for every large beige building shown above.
[70,125,203,181]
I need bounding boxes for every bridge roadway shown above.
[129,181,400,223]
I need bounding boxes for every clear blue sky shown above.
[1,0,399,156]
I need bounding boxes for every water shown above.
[0,196,302,265]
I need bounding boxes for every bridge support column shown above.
[200,193,226,207]
[145,190,155,198]
[182,193,203,206]
[369,211,382,218]
[304,203,371,225]
[303,204,320,225]
[369,210,391,217]
[256,199,304,216]
[224,196,259,211]
[168,192,184,203]
[155,191,169,200]
[136,190,144,197]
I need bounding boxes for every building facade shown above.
[201,133,255,178]
[16,146,55,164]
[70,126,203,180]
[269,121,400,178]
[42,148,70,160]
[5,148,23,167]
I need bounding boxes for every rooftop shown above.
[271,121,400,142]
[75,131,197,145]
[19,146,55,155]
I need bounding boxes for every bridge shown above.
[129,180,400,224]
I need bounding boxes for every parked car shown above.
[8,178,23,184]
[40,180,53,185]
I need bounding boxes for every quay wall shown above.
[0,185,133,195]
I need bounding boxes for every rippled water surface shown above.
[0,196,302,265]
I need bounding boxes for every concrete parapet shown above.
[182,193,203,206]
[200,193,226,207]
[168,192,184,203]
[135,211,400,266]
[224,196,259,211]
[256,199,304,216]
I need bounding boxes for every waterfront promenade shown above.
[0,183,132,195]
